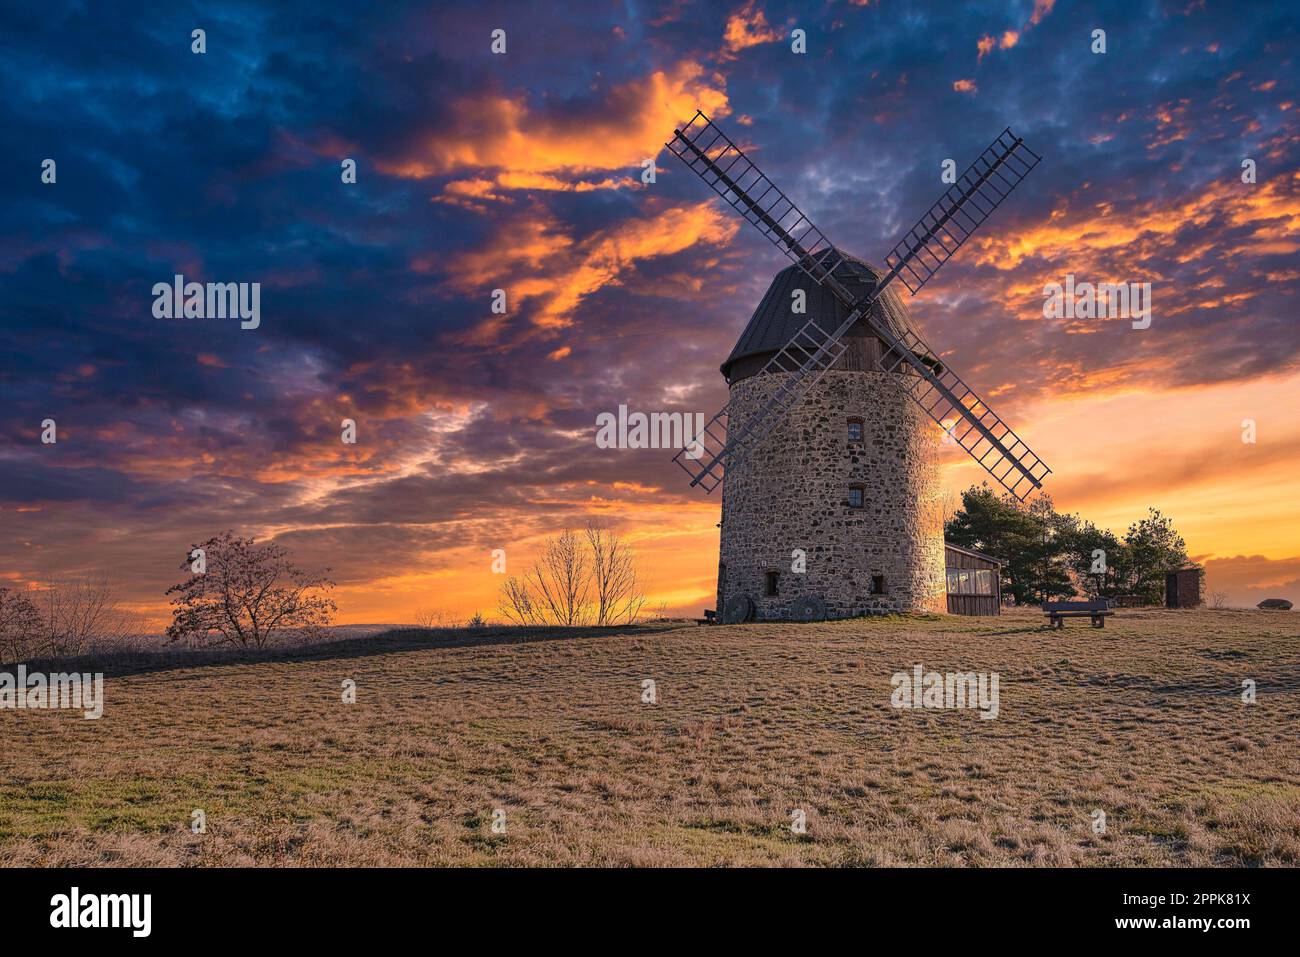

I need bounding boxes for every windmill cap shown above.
[720,248,917,381]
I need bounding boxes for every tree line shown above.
[0,575,139,663]
[1,524,649,663]
[944,485,1191,605]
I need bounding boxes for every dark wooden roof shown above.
[944,543,1005,566]
[720,248,918,381]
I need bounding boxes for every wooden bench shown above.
[1043,600,1112,629]
[695,609,718,625]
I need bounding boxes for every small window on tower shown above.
[847,417,864,443]
[872,575,886,595]
[765,570,780,596]
[847,484,866,508]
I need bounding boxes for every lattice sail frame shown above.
[666,111,1050,502]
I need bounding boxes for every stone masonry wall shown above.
[717,370,946,619]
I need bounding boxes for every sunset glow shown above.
[2,1,1297,628]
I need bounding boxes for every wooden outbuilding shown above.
[944,543,1003,616]
[1165,566,1203,608]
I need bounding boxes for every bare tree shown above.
[32,574,138,658]
[0,587,43,663]
[525,528,592,626]
[164,531,336,649]
[939,487,962,529]
[586,525,645,626]
[1209,590,1229,610]
[497,525,648,627]
[413,608,462,629]
[498,575,544,626]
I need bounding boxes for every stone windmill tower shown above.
[664,112,1051,622]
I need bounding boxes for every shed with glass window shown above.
[944,543,1002,616]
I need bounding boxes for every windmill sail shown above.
[666,111,845,284]
[882,129,1041,295]
[872,323,1051,501]
[666,111,1048,500]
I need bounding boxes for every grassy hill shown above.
[2,608,1298,866]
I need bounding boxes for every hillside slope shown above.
[2,609,1298,866]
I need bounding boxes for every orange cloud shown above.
[377,60,728,198]
[437,172,634,211]
[978,2,1050,60]
[1148,98,1193,150]
[447,203,739,343]
[968,171,1300,273]
[978,30,1020,60]
[954,79,978,94]
[435,217,574,286]
[722,1,784,55]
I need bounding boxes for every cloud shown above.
[1201,554,1300,607]
[977,0,1051,60]
[722,1,785,55]
[376,60,728,192]
[977,30,1019,61]
[447,202,739,342]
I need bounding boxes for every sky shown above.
[1,0,1297,626]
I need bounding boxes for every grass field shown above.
[2,608,1298,867]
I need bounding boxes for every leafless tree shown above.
[498,575,545,626]
[939,487,962,529]
[32,574,138,658]
[586,525,645,626]
[1209,590,1229,610]
[526,528,592,626]
[413,608,462,629]
[498,525,647,627]
[0,587,43,663]
[164,531,336,649]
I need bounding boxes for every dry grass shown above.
[2,608,1298,867]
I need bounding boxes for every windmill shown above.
[664,111,1050,622]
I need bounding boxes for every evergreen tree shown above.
[944,490,1189,606]
[1061,519,1124,599]
[1119,508,1189,604]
